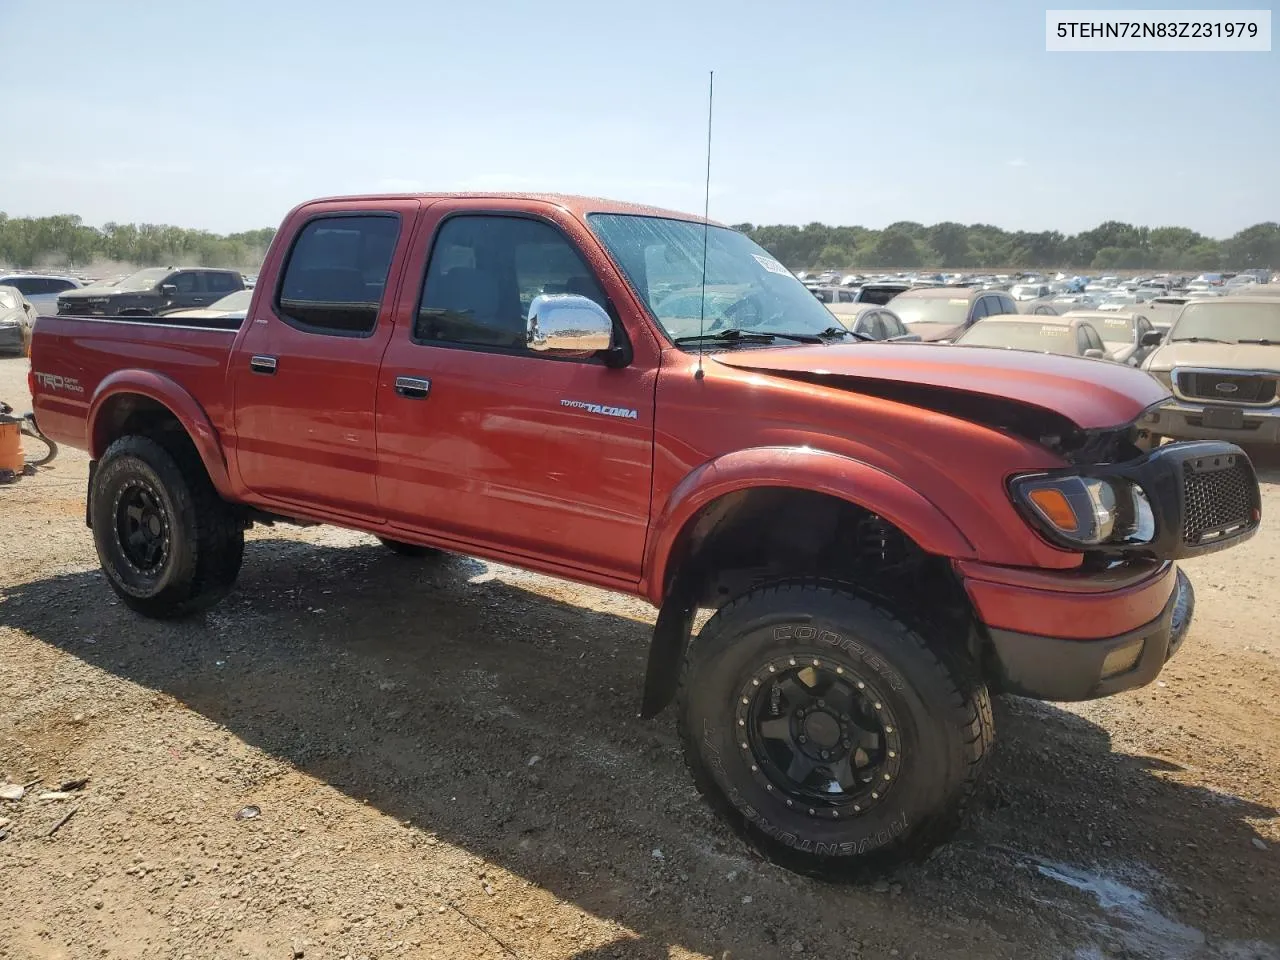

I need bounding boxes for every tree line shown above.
[733,220,1280,272]
[3,210,1278,275]
[0,213,276,271]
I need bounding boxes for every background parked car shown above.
[56,267,246,317]
[852,281,914,305]
[162,289,253,328]
[1141,296,1280,444]
[0,285,39,355]
[1059,309,1159,365]
[953,314,1111,359]
[887,286,1018,342]
[0,273,84,315]
[1009,282,1053,302]
[825,302,920,341]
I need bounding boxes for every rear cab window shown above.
[276,214,401,337]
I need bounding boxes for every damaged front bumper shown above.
[975,565,1195,701]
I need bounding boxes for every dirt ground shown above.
[1,354,1278,960]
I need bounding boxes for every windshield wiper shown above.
[1236,338,1277,345]
[1170,336,1228,343]
[818,325,872,342]
[674,328,826,346]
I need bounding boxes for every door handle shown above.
[395,376,431,399]
[250,355,277,375]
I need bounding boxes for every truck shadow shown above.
[2,538,1277,959]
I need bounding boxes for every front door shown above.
[230,200,419,520]
[159,271,211,313]
[376,205,656,579]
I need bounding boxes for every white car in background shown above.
[0,274,84,315]
[0,285,39,354]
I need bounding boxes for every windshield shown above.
[114,268,172,293]
[957,320,1076,354]
[587,214,839,342]
[1170,301,1280,343]
[890,295,970,326]
[1011,285,1041,298]
[1093,314,1135,343]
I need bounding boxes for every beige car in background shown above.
[1141,296,1280,445]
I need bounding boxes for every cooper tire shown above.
[377,537,442,559]
[677,580,992,878]
[91,435,244,619]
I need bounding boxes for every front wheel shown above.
[678,581,992,878]
[92,435,244,619]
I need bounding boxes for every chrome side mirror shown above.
[1083,348,1106,359]
[527,294,613,355]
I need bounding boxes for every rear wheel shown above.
[678,581,992,878]
[377,536,442,559]
[91,435,243,619]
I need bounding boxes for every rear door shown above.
[230,199,420,519]
[375,200,657,578]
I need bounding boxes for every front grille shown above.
[1177,370,1277,404]
[1183,455,1256,546]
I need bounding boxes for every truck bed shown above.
[29,315,237,451]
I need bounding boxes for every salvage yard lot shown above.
[1,354,1278,960]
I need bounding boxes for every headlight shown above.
[1146,368,1172,388]
[1010,473,1155,548]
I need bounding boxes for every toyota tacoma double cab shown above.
[29,193,1262,876]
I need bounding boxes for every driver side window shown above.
[416,215,607,352]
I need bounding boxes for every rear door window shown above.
[276,214,401,336]
[206,272,239,294]
[881,312,907,338]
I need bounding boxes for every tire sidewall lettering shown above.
[772,624,905,692]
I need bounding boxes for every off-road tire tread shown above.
[96,434,243,619]
[676,578,993,876]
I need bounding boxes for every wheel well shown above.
[641,488,980,718]
[669,488,965,610]
[94,394,193,459]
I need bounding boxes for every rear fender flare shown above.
[642,446,976,607]
[88,370,232,497]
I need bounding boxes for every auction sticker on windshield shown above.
[752,255,790,276]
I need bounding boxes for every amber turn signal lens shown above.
[1026,487,1079,531]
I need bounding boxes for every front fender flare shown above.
[88,370,232,497]
[642,446,976,607]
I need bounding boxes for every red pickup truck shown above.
[29,193,1261,876]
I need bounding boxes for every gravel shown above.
[2,355,1278,960]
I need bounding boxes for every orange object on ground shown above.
[0,416,23,474]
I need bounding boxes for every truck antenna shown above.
[695,70,714,381]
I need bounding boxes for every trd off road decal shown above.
[560,399,638,420]
[33,372,85,394]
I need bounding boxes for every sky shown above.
[2,0,1276,237]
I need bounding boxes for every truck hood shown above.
[58,286,116,299]
[1145,341,1280,372]
[712,342,1169,431]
